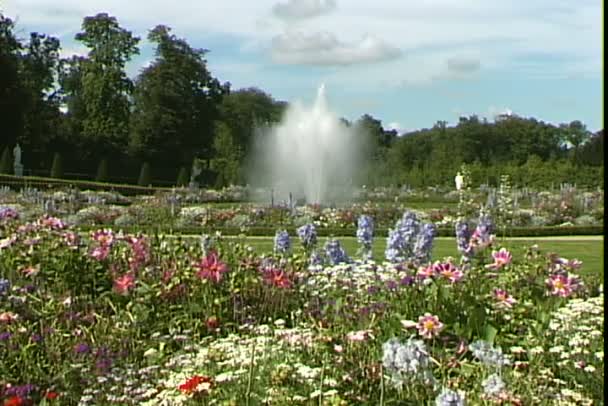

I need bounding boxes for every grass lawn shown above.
[222,236,604,282]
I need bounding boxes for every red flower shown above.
[113,273,136,295]
[262,267,292,289]
[195,251,229,283]
[4,396,25,406]
[45,392,59,400]
[178,375,213,394]
[206,316,220,330]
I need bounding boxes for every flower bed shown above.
[0,209,603,404]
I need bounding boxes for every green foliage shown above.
[176,166,189,186]
[137,162,151,186]
[129,24,227,177]
[0,15,25,147]
[49,152,63,178]
[76,13,140,155]
[0,146,12,174]
[95,159,108,182]
[210,121,241,187]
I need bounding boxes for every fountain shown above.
[249,84,364,204]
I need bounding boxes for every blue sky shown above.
[3,0,603,132]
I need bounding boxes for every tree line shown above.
[0,12,603,188]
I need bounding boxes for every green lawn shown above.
[223,236,604,282]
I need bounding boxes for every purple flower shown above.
[95,357,113,374]
[385,280,398,291]
[324,238,350,265]
[297,223,317,249]
[400,276,414,286]
[309,250,325,266]
[74,343,90,354]
[455,220,472,258]
[414,223,437,263]
[356,215,374,258]
[0,331,12,341]
[386,211,435,264]
[5,383,36,398]
[0,278,10,295]
[0,206,19,221]
[273,230,291,254]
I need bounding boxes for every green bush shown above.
[50,152,63,178]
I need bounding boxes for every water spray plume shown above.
[249,84,363,205]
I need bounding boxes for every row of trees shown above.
[0,12,603,188]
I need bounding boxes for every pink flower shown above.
[493,288,517,308]
[485,248,512,270]
[346,329,374,342]
[20,265,40,277]
[554,257,583,271]
[39,215,65,229]
[90,245,110,261]
[547,273,581,297]
[417,264,436,280]
[91,229,115,247]
[417,313,444,339]
[62,231,80,248]
[127,235,150,271]
[195,251,229,283]
[113,273,136,295]
[262,267,292,289]
[433,261,464,283]
[469,229,494,250]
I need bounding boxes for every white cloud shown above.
[2,0,602,85]
[271,31,401,65]
[272,0,336,20]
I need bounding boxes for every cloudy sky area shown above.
[3,0,603,132]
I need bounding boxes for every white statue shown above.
[455,172,464,191]
[13,144,21,166]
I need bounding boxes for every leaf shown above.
[482,324,498,345]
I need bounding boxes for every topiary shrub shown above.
[138,162,152,186]
[176,166,189,187]
[0,147,12,174]
[95,159,109,182]
[50,153,63,178]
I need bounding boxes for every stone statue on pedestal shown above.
[13,144,23,177]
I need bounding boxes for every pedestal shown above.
[14,163,23,177]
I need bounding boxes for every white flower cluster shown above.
[144,324,325,405]
[547,295,604,370]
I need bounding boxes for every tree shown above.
[0,14,25,148]
[560,120,591,165]
[19,32,62,171]
[129,25,227,181]
[75,13,139,157]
